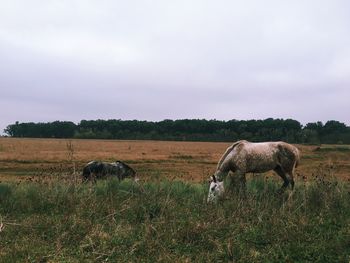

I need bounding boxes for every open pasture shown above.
[0,138,350,262]
[1,137,350,183]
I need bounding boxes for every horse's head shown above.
[207,175,224,203]
[114,161,138,181]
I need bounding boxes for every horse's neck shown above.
[217,141,242,168]
[215,158,231,181]
[216,141,241,173]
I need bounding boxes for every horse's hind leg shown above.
[286,166,296,190]
[281,161,296,190]
[274,166,289,192]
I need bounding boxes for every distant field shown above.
[0,138,350,183]
[1,138,350,262]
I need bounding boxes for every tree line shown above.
[3,118,350,144]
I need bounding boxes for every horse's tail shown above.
[294,157,299,169]
[294,147,301,168]
[216,140,244,170]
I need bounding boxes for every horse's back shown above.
[241,141,298,156]
[230,140,299,173]
[238,141,280,156]
[82,161,106,176]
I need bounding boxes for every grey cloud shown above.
[1,0,350,134]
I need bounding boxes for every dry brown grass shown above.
[0,138,349,183]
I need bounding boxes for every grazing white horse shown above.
[207,175,225,203]
[208,140,300,202]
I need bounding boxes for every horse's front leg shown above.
[228,171,246,195]
[237,171,247,196]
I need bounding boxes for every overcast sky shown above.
[1,0,350,134]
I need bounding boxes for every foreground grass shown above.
[0,177,349,262]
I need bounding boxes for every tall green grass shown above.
[0,177,349,262]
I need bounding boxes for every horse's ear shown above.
[213,175,217,183]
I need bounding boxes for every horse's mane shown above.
[216,140,243,170]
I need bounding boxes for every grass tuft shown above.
[0,177,349,262]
